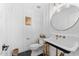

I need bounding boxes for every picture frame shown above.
[25,16,32,25]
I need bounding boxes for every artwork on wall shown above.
[25,16,32,25]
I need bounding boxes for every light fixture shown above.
[66,4,70,8]
[36,5,41,9]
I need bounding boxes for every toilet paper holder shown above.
[2,44,9,51]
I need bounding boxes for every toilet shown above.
[30,37,45,56]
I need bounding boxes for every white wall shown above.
[1,3,79,56]
[43,3,79,56]
[0,3,47,55]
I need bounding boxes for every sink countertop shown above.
[44,36,79,52]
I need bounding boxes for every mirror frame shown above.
[50,4,79,31]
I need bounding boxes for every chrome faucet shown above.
[56,35,66,39]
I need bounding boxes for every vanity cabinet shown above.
[43,42,64,56]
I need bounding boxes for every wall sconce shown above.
[25,16,32,25]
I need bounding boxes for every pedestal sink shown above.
[44,34,79,53]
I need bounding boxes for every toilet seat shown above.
[30,43,42,50]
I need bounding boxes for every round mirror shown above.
[50,5,79,31]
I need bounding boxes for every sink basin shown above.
[44,34,79,52]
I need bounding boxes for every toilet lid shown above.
[30,44,42,48]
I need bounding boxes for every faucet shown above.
[56,34,66,39]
